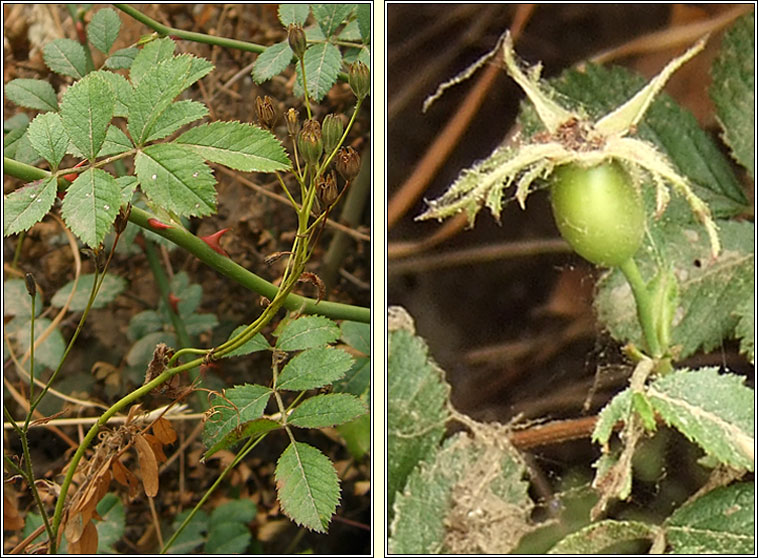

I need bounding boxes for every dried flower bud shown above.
[255,95,278,130]
[348,61,370,100]
[24,273,36,298]
[336,146,361,181]
[297,119,323,165]
[286,107,300,137]
[321,114,344,155]
[316,171,338,211]
[287,23,307,59]
[114,204,131,234]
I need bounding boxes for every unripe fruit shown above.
[550,160,645,267]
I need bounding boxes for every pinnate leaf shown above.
[278,4,310,26]
[27,112,68,169]
[3,177,58,236]
[4,124,39,164]
[135,143,216,217]
[60,73,115,161]
[275,441,340,533]
[129,37,176,85]
[294,42,342,103]
[176,121,290,172]
[310,4,353,37]
[288,393,367,428]
[51,273,127,311]
[252,40,292,84]
[145,100,209,143]
[87,8,121,54]
[43,38,87,78]
[276,347,354,391]
[98,125,133,158]
[663,482,753,554]
[94,70,132,118]
[5,79,58,112]
[105,47,139,70]
[647,367,754,470]
[710,12,754,178]
[275,315,340,351]
[387,321,450,516]
[202,384,272,446]
[60,168,121,247]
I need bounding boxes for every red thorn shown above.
[147,218,173,230]
[168,293,180,314]
[57,191,66,201]
[200,228,230,256]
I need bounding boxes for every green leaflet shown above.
[87,7,121,54]
[294,42,342,103]
[288,393,367,428]
[129,36,177,85]
[43,38,87,78]
[144,100,209,143]
[176,121,291,172]
[135,143,217,217]
[275,441,340,533]
[5,78,58,112]
[276,347,354,391]
[60,168,121,247]
[202,383,272,447]
[3,177,58,237]
[27,112,67,170]
[310,4,354,37]
[277,3,310,26]
[275,315,340,351]
[60,73,115,161]
[224,326,271,357]
[51,273,127,311]
[105,47,139,70]
[252,40,293,84]
[710,12,754,178]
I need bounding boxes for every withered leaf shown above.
[134,434,159,498]
[152,417,177,444]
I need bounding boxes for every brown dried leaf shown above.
[143,432,168,464]
[68,519,98,554]
[134,434,159,498]
[111,457,140,498]
[298,271,326,303]
[152,417,177,445]
[3,489,24,531]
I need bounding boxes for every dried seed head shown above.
[321,113,344,155]
[114,204,131,234]
[316,171,339,211]
[297,119,323,165]
[287,23,307,59]
[336,146,361,181]
[286,107,300,137]
[348,61,370,100]
[255,95,278,130]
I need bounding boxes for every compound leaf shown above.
[135,143,216,217]
[663,482,753,554]
[647,367,754,470]
[275,315,340,351]
[98,125,133,158]
[276,347,354,391]
[87,7,121,54]
[224,325,271,357]
[6,316,66,371]
[3,177,58,236]
[252,40,292,84]
[294,42,342,103]
[275,441,339,533]
[202,384,272,447]
[43,38,87,78]
[176,121,291,172]
[310,4,353,37]
[710,12,754,178]
[5,79,58,112]
[60,73,115,161]
[27,112,68,169]
[288,393,367,428]
[278,4,310,26]
[94,70,132,118]
[60,168,121,247]
[204,500,257,554]
[51,273,127,311]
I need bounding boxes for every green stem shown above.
[3,158,369,324]
[618,257,662,358]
